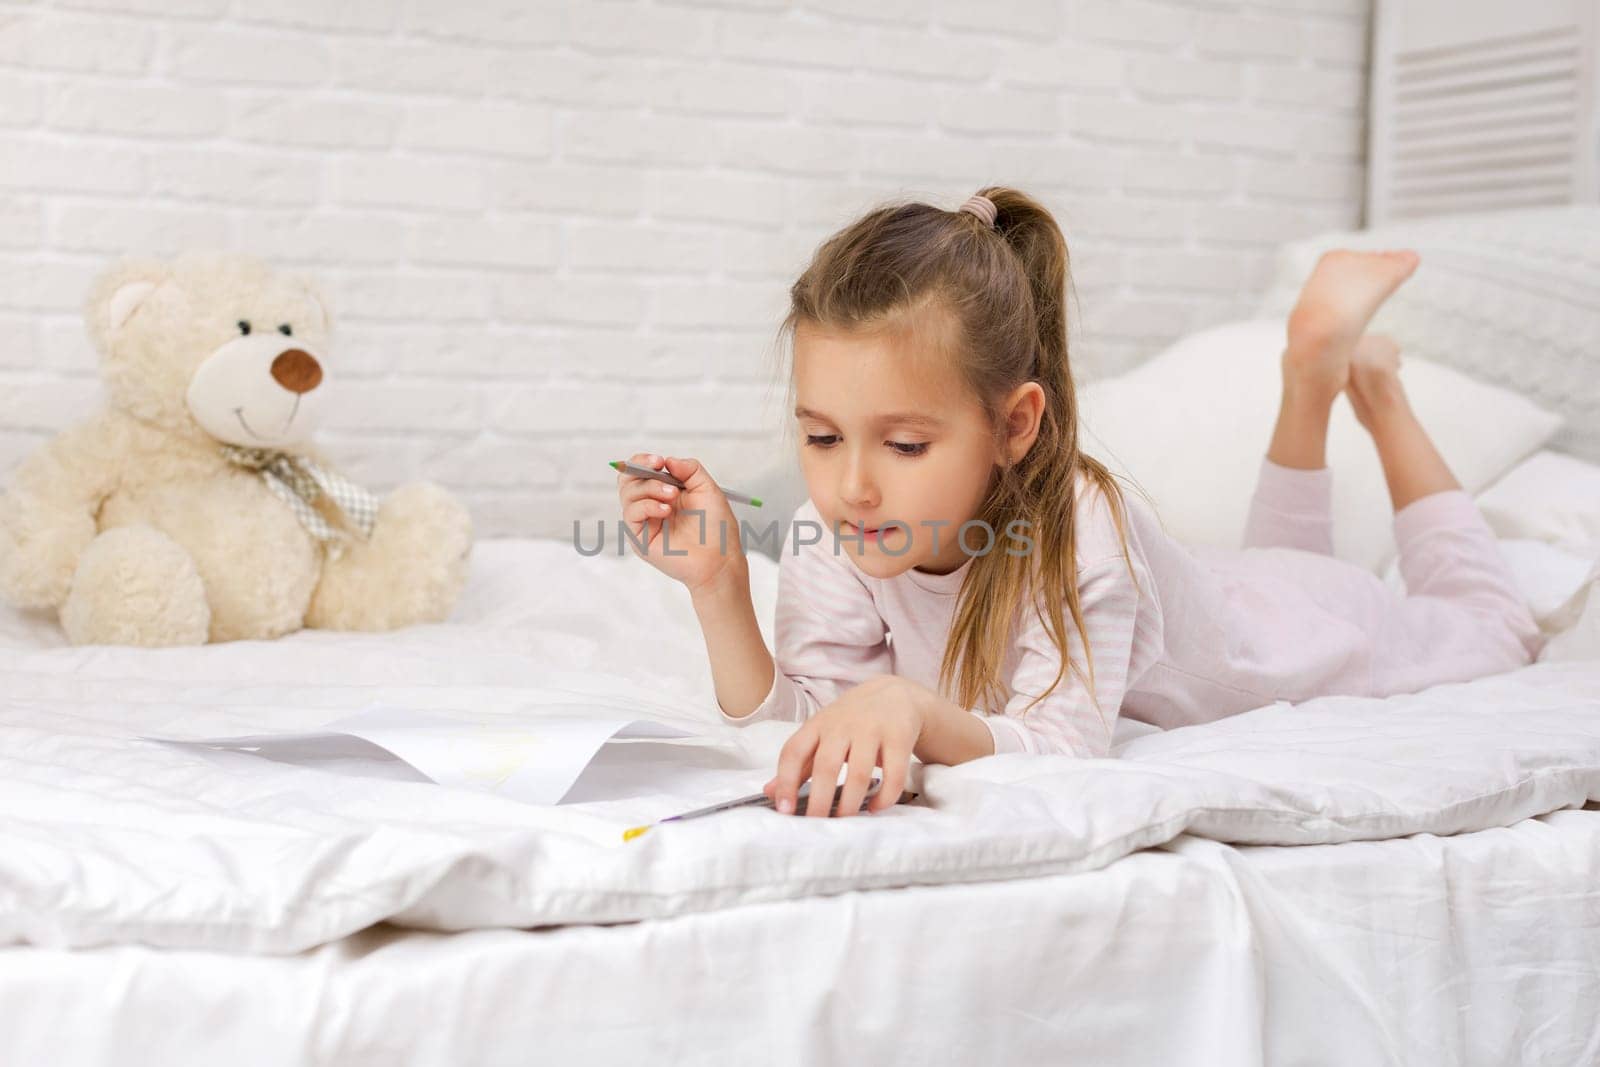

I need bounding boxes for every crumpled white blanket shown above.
[1,541,1597,955]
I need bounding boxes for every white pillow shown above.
[1077,318,1564,574]
[1539,559,1600,662]
[1474,449,1600,557]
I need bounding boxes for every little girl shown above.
[615,186,1544,820]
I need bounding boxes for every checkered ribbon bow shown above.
[220,444,379,559]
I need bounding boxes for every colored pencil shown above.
[610,460,763,507]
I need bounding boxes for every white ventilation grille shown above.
[1368,0,1599,223]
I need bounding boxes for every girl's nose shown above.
[840,460,879,511]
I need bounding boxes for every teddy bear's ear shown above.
[291,274,333,336]
[85,258,170,353]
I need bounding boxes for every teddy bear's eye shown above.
[278,324,293,336]
[237,320,251,336]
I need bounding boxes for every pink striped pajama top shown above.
[719,456,1543,759]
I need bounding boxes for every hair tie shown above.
[958,193,997,229]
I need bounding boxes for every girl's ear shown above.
[1003,382,1046,464]
[85,257,170,353]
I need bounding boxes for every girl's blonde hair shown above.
[776,186,1146,733]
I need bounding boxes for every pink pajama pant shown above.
[1239,455,1545,697]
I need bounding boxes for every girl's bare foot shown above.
[1282,248,1421,405]
[1345,332,1406,432]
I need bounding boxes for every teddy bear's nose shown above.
[271,349,323,394]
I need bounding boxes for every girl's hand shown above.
[763,676,923,818]
[615,452,744,595]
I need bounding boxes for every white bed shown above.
[1,527,1598,1065]
[6,804,1600,1065]
[3,208,1600,1064]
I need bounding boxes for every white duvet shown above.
[2,540,1598,956]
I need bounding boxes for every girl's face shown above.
[793,320,1033,578]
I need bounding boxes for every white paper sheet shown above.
[144,706,696,805]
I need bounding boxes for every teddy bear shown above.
[0,252,474,647]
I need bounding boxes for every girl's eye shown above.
[804,434,928,458]
[237,320,251,335]
[279,324,293,336]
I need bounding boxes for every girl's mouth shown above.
[845,521,892,544]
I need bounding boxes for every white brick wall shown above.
[0,0,1371,540]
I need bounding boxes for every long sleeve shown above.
[718,521,892,726]
[980,552,1164,759]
